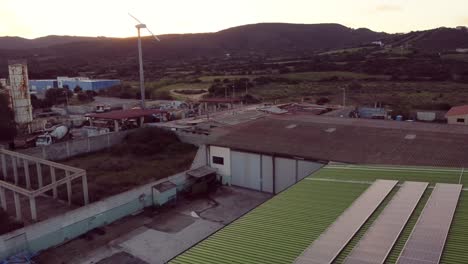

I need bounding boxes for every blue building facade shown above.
[29,80,58,97]
[30,77,121,98]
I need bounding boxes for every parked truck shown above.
[36,125,71,146]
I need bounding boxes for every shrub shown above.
[110,128,182,157]
[316,97,330,105]
[152,90,174,100]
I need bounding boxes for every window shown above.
[212,156,224,165]
[457,118,465,123]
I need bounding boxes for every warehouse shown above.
[205,114,468,192]
[446,105,468,125]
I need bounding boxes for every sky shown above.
[1,0,467,39]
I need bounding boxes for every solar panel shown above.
[294,180,397,264]
[397,183,462,264]
[344,181,428,264]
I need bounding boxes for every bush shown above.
[0,93,16,140]
[152,90,173,100]
[316,97,330,105]
[74,86,82,93]
[110,128,182,157]
[45,88,73,105]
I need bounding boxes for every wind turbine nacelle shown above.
[136,24,147,29]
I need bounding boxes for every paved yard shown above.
[34,186,271,264]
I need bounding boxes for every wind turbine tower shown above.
[129,13,160,109]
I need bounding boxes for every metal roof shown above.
[210,115,468,168]
[445,105,468,117]
[170,165,468,264]
[171,179,370,264]
[87,109,166,120]
[294,180,397,264]
[186,166,217,178]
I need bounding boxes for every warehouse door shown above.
[231,151,261,191]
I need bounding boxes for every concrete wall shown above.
[16,131,130,162]
[0,171,187,260]
[214,147,324,194]
[261,155,274,193]
[447,114,468,125]
[275,158,297,193]
[209,146,231,178]
[231,151,261,190]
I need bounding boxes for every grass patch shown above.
[64,128,197,204]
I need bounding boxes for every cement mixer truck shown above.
[36,125,71,147]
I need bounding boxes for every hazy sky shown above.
[1,0,467,39]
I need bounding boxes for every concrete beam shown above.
[66,171,72,205]
[0,149,84,173]
[36,162,43,188]
[29,196,37,221]
[23,159,30,189]
[0,187,6,211]
[50,167,57,198]
[32,171,83,197]
[1,153,6,180]
[14,192,22,221]
[82,173,89,205]
[12,156,18,185]
[114,120,120,132]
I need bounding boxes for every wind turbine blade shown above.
[146,27,161,42]
[128,13,143,24]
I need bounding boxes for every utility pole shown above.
[137,25,146,109]
[342,87,346,108]
[245,79,248,95]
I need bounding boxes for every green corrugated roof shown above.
[171,165,468,264]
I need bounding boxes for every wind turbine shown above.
[129,13,160,109]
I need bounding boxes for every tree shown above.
[74,86,82,93]
[316,97,330,105]
[45,88,73,105]
[0,93,16,140]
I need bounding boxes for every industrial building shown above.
[202,114,468,192]
[30,77,121,97]
[445,105,468,125]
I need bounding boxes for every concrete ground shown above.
[34,186,271,264]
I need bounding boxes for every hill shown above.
[0,35,100,50]
[1,23,468,80]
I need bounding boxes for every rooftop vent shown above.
[405,134,417,140]
[286,124,297,129]
[325,128,336,133]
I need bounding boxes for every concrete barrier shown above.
[16,131,130,162]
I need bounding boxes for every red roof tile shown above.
[446,105,468,117]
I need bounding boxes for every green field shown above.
[171,164,468,264]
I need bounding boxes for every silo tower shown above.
[8,60,33,125]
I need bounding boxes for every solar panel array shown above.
[344,181,428,264]
[294,180,397,264]
[397,183,462,264]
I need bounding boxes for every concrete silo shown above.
[8,60,33,125]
